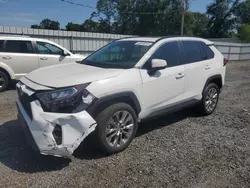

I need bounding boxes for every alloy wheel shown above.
[105,110,134,148]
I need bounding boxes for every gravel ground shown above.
[0,62,250,188]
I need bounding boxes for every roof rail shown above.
[155,35,180,42]
[0,33,30,37]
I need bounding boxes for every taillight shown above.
[223,58,228,66]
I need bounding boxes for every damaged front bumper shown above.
[17,99,97,158]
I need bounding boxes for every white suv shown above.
[0,36,85,91]
[16,37,226,157]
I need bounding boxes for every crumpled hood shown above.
[25,63,124,88]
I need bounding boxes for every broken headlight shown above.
[36,84,96,113]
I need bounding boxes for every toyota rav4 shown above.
[16,36,227,157]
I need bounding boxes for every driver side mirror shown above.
[148,59,167,75]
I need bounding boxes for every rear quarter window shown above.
[200,42,215,59]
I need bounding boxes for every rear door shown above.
[180,40,209,101]
[1,40,39,79]
[139,41,185,117]
[35,41,71,67]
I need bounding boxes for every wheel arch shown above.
[0,62,15,80]
[87,91,141,118]
[202,74,222,95]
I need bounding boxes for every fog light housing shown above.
[52,124,62,145]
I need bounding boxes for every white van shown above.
[0,36,85,91]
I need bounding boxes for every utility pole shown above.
[181,0,186,36]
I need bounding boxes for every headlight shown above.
[36,84,96,113]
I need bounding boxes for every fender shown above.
[0,62,15,79]
[87,91,141,117]
[202,74,222,95]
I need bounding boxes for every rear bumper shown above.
[16,99,97,158]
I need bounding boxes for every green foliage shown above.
[65,22,82,31]
[206,0,239,38]
[234,0,250,24]
[30,0,250,40]
[238,24,250,43]
[30,19,60,30]
[31,24,41,29]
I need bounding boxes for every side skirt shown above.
[141,99,200,122]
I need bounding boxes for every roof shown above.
[119,37,161,42]
[119,36,214,45]
[0,36,53,43]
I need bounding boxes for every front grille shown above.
[17,87,34,119]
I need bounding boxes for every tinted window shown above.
[0,40,4,52]
[201,42,215,59]
[182,41,203,64]
[37,42,63,55]
[5,40,34,53]
[150,42,179,68]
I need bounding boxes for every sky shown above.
[0,0,213,28]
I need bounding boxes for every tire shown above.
[0,70,9,92]
[94,103,138,154]
[199,83,219,115]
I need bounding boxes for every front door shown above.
[139,41,185,118]
[36,41,70,67]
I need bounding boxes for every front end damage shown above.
[16,82,97,158]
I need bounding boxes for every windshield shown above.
[82,41,153,69]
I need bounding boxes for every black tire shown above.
[0,70,9,92]
[199,83,219,115]
[94,103,138,154]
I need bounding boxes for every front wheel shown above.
[200,83,219,115]
[95,103,138,154]
[0,71,9,92]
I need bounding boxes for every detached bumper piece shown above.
[16,99,97,158]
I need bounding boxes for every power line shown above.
[60,0,178,15]
[61,0,96,9]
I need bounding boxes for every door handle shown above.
[205,65,211,70]
[175,73,185,79]
[40,57,48,60]
[2,56,12,60]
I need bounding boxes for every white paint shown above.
[16,99,97,158]
[0,36,85,81]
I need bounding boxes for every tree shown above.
[30,19,60,30]
[92,0,191,36]
[206,0,239,38]
[191,12,209,37]
[238,24,250,43]
[65,22,82,31]
[234,0,250,25]
[31,24,42,29]
[82,19,99,32]
[40,19,60,30]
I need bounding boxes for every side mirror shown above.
[63,50,70,56]
[148,59,167,75]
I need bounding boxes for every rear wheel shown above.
[95,103,138,154]
[0,70,9,92]
[200,83,219,115]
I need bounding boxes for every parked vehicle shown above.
[16,36,227,157]
[0,36,85,91]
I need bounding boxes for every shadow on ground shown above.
[0,108,197,173]
[0,120,70,173]
[74,107,197,160]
